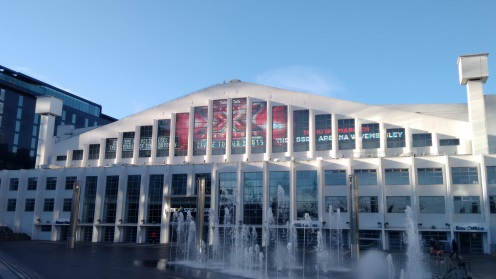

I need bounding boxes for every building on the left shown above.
[0,65,116,170]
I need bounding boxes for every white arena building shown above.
[1,53,495,254]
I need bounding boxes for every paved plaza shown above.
[0,241,495,279]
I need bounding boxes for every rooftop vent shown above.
[229,79,241,83]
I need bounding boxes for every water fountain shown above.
[169,193,432,278]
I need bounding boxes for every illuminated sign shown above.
[293,110,309,151]
[193,106,208,155]
[212,100,227,154]
[157,119,171,154]
[272,106,287,153]
[122,138,134,151]
[175,113,189,155]
[454,225,485,231]
[139,138,152,151]
[106,138,117,152]
[231,98,247,153]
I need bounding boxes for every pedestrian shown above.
[151,231,157,244]
[450,239,459,260]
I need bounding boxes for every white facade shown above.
[1,54,495,254]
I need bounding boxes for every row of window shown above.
[64,105,460,161]
[7,195,496,215]
[7,176,77,191]
[325,195,496,214]
[326,167,486,186]
[7,198,72,212]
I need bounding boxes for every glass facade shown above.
[454,196,480,214]
[296,170,317,219]
[103,176,119,223]
[193,106,208,156]
[157,119,171,157]
[451,167,478,184]
[139,125,153,158]
[171,174,187,195]
[325,196,347,212]
[272,106,287,153]
[219,172,237,224]
[362,123,380,149]
[269,171,290,225]
[122,132,135,158]
[358,196,378,213]
[88,144,100,160]
[251,102,267,154]
[355,169,377,185]
[243,172,263,225]
[315,114,332,151]
[125,175,141,223]
[325,170,347,186]
[419,196,445,214]
[212,100,227,155]
[385,169,410,185]
[175,113,189,156]
[386,196,411,213]
[81,176,98,223]
[231,98,247,154]
[147,174,164,223]
[418,168,443,185]
[338,119,355,150]
[386,128,405,148]
[412,133,432,147]
[105,138,117,159]
[487,166,496,184]
[293,110,309,152]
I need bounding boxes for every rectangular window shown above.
[325,170,347,186]
[65,176,77,190]
[88,144,100,160]
[219,172,238,223]
[315,114,332,151]
[251,102,267,154]
[193,106,208,156]
[355,169,377,185]
[490,196,496,214]
[439,139,460,146]
[386,128,405,148]
[63,198,72,212]
[103,176,119,223]
[451,167,478,184]
[293,110,309,152]
[147,174,164,224]
[412,133,432,147]
[487,166,496,184]
[122,132,135,158]
[454,196,480,214]
[25,199,35,211]
[231,98,247,154]
[418,168,443,185]
[46,177,57,190]
[272,106,288,153]
[212,100,227,155]
[358,196,378,213]
[125,175,141,223]
[338,119,355,150]
[156,119,171,157]
[325,196,347,212]
[72,150,83,160]
[296,170,318,219]
[10,178,19,191]
[362,123,380,149]
[56,155,67,161]
[171,174,187,195]
[7,199,17,211]
[386,196,411,213]
[195,173,212,195]
[27,177,37,190]
[385,169,410,185]
[43,198,55,212]
[175,113,189,156]
[419,196,445,214]
[269,171,290,225]
[105,138,117,159]
[243,172,263,225]
[139,125,153,157]
[81,176,98,223]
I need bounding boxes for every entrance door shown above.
[459,232,483,254]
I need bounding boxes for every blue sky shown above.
[2,1,495,119]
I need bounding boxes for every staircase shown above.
[0,226,31,241]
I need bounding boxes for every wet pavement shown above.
[0,241,495,279]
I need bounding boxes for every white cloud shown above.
[255,66,344,97]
